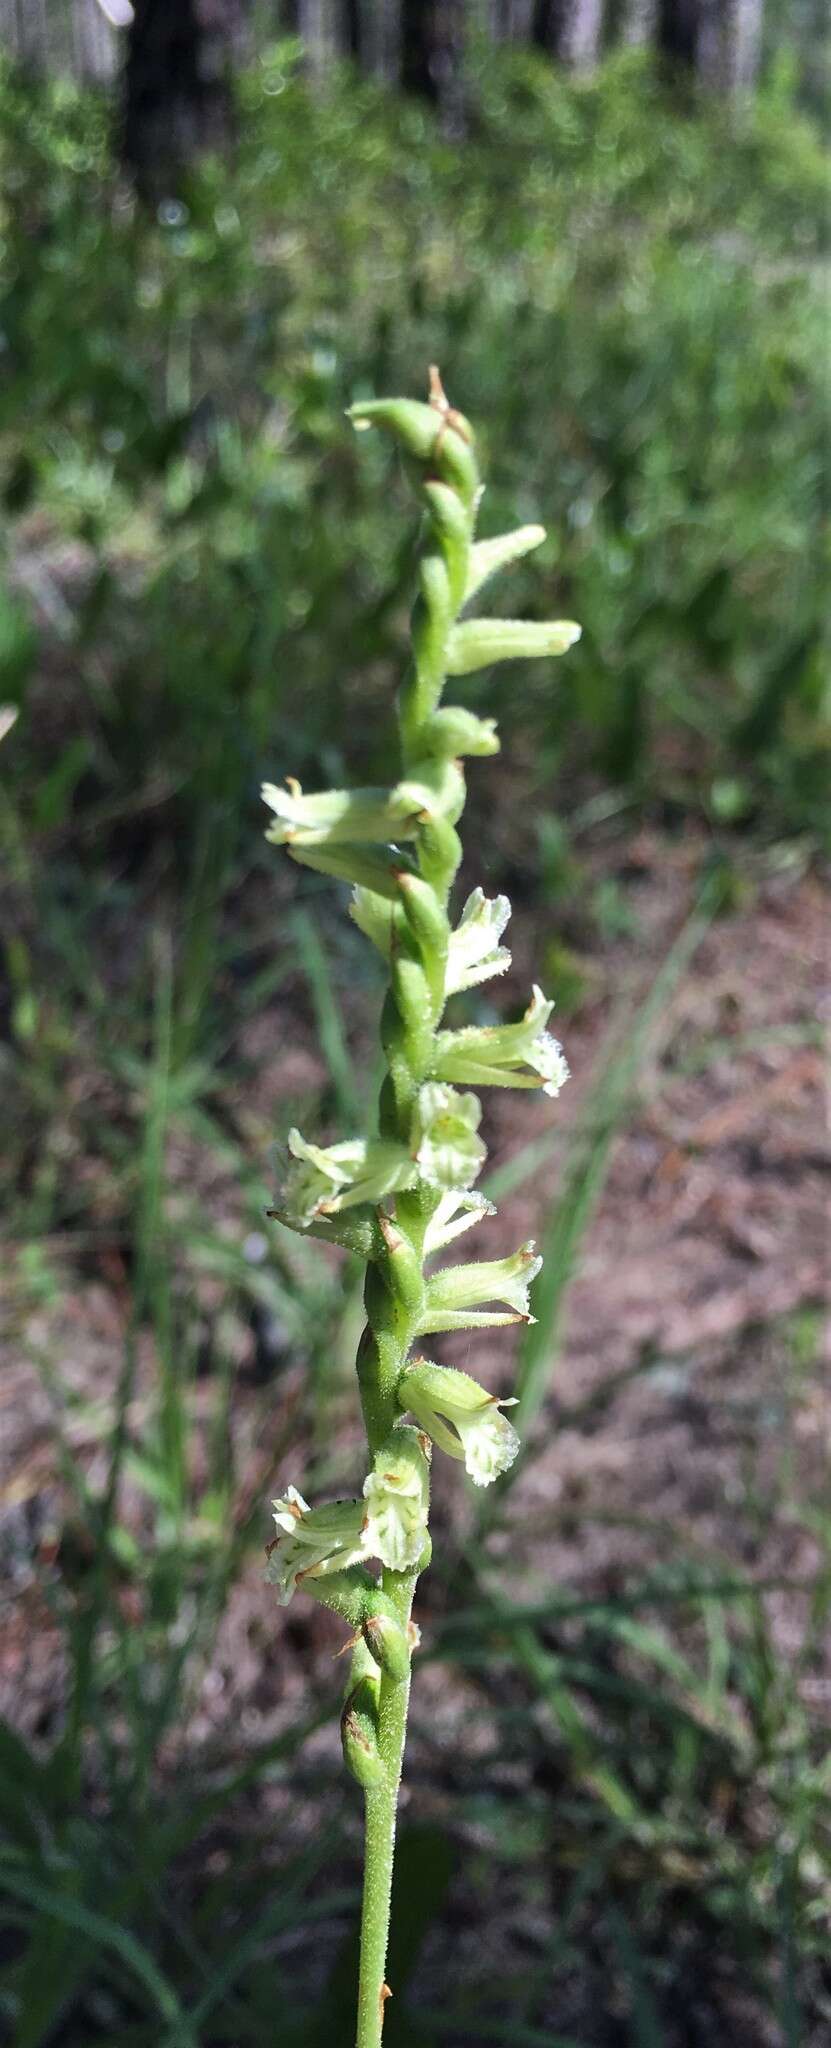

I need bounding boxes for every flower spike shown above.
[262,375,578,2039]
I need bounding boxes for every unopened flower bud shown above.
[362,1605,411,1685]
[377,1215,424,1315]
[348,396,443,462]
[464,524,546,605]
[341,1679,386,1791]
[419,706,500,760]
[446,618,581,675]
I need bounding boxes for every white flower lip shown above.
[411,1083,486,1192]
[361,1431,430,1573]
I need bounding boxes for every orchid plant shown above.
[264,372,579,2047]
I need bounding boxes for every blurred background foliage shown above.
[0,17,829,2048]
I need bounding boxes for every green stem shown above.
[356,1568,416,2048]
[353,379,477,2045]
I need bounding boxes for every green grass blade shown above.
[0,1871,191,2044]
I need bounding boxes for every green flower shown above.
[463,524,546,605]
[278,1129,414,1229]
[418,705,500,760]
[262,776,432,849]
[420,1241,541,1333]
[266,1487,366,1604]
[411,1083,486,1191]
[398,1362,520,1488]
[446,618,581,674]
[361,1428,430,1574]
[433,985,569,1097]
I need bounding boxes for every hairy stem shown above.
[356,1567,417,2048]
[262,375,577,2045]
[353,377,477,2042]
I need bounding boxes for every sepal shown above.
[420,1242,541,1334]
[341,1672,386,1791]
[349,886,397,955]
[377,1215,424,1315]
[422,1189,496,1256]
[395,872,448,1010]
[362,1603,411,1685]
[446,618,581,674]
[464,525,546,605]
[267,1199,381,1259]
[288,843,408,899]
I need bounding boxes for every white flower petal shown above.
[445,889,512,996]
[422,1190,496,1256]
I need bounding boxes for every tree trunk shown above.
[621,0,658,45]
[563,0,604,68]
[341,0,363,59]
[364,0,401,82]
[531,0,568,54]
[296,0,338,73]
[122,0,235,188]
[728,0,764,92]
[496,0,536,39]
[657,0,700,68]
[400,1,465,130]
[400,0,437,96]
